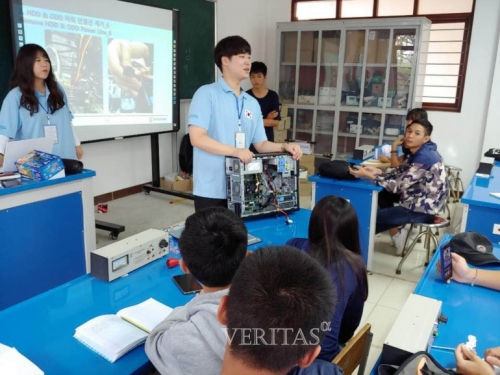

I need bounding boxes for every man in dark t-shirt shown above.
[246,61,280,143]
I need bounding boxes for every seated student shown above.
[455,344,500,375]
[286,195,368,361]
[349,119,448,255]
[437,252,500,291]
[145,207,248,375]
[378,108,432,210]
[247,61,281,143]
[217,245,342,375]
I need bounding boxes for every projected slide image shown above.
[45,31,103,114]
[108,39,154,114]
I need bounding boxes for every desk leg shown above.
[460,204,469,233]
[367,191,378,272]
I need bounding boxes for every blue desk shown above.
[461,161,500,244]
[0,210,311,374]
[416,234,500,367]
[0,170,96,310]
[309,174,383,270]
[370,234,500,373]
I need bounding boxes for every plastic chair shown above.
[332,323,373,375]
[396,217,450,275]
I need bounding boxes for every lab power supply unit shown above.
[225,153,300,219]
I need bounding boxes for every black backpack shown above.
[179,134,194,174]
[378,351,456,375]
[484,148,500,161]
[318,160,357,180]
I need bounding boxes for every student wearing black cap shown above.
[437,232,500,290]
[443,253,500,290]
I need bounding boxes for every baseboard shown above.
[94,183,149,205]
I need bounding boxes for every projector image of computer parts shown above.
[91,229,169,282]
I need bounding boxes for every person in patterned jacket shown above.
[349,119,448,255]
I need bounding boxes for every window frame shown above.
[290,0,476,112]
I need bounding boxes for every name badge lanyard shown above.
[235,96,244,131]
[38,100,51,125]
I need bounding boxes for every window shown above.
[292,0,475,112]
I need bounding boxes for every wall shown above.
[483,16,500,154]
[84,0,500,196]
[82,96,192,196]
[419,0,500,186]
[215,0,291,90]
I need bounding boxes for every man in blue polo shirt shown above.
[188,35,302,212]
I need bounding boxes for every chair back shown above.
[332,323,373,375]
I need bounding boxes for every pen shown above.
[432,345,455,351]
[170,198,186,204]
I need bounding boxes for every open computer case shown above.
[225,153,300,219]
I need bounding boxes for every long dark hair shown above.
[308,195,368,300]
[9,43,65,116]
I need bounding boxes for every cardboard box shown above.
[345,30,364,63]
[274,129,288,143]
[299,180,312,197]
[366,30,378,64]
[300,49,314,63]
[277,117,291,130]
[301,32,314,48]
[376,39,389,64]
[372,83,383,95]
[391,42,400,64]
[283,33,298,63]
[160,176,193,192]
[280,105,289,118]
[16,150,65,181]
[283,49,297,63]
[321,38,340,63]
[283,32,298,51]
[322,38,340,54]
[300,154,315,176]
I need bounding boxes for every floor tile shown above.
[364,305,400,347]
[366,274,392,305]
[377,278,416,310]
[364,345,382,375]
[360,302,376,327]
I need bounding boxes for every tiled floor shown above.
[94,191,462,374]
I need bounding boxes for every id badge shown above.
[44,125,58,144]
[235,131,245,149]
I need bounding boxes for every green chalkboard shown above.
[0,1,14,100]
[0,0,215,100]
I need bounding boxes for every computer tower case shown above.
[225,153,300,219]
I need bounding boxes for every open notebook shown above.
[73,298,172,363]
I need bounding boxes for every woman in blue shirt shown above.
[0,43,82,165]
[286,195,368,361]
